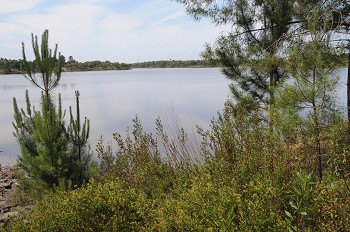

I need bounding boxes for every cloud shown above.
[0,0,41,14]
[0,0,230,63]
[6,1,107,59]
[153,11,187,26]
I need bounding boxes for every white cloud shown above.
[0,0,230,63]
[0,0,41,14]
[7,1,106,60]
[153,11,187,26]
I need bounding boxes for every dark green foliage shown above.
[176,0,295,111]
[68,90,91,186]
[282,10,341,179]
[284,171,317,231]
[64,60,130,71]
[22,29,63,96]
[13,92,70,187]
[0,58,130,74]
[175,0,348,118]
[13,90,91,188]
[13,30,91,189]
[0,58,22,74]
[130,59,216,68]
[293,0,350,31]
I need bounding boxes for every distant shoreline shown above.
[0,59,220,75]
[0,66,222,75]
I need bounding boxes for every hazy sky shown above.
[0,0,229,63]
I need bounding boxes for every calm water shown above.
[0,68,348,166]
[0,68,232,165]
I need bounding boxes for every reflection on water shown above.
[0,68,231,165]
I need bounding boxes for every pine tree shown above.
[13,30,90,187]
[68,90,91,186]
[283,11,340,179]
[21,30,62,97]
[176,0,347,117]
[176,0,296,113]
[13,91,70,186]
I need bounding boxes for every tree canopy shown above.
[176,0,349,111]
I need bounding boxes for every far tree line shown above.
[0,56,130,74]
[130,59,219,68]
[63,57,130,72]
[0,57,220,74]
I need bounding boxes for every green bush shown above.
[6,180,150,231]
[284,171,317,231]
[148,163,285,231]
[96,116,188,198]
[314,178,350,231]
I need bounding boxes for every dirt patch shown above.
[0,166,31,228]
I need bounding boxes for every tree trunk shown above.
[269,66,278,131]
[312,67,322,180]
[347,47,350,146]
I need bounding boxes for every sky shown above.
[0,0,229,63]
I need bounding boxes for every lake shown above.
[0,68,348,166]
[0,68,232,165]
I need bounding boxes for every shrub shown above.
[149,163,284,231]
[314,178,350,231]
[96,116,187,198]
[6,180,150,231]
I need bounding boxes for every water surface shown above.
[0,68,231,165]
[1,68,348,166]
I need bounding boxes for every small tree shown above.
[68,90,91,186]
[283,11,340,179]
[13,92,70,187]
[21,30,62,97]
[13,30,90,187]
